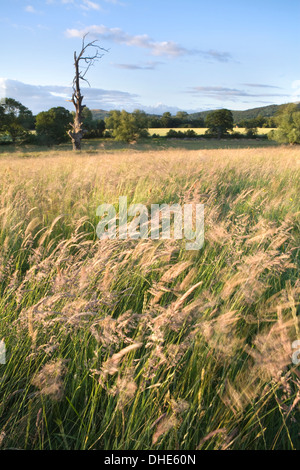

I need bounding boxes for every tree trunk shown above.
[68,54,85,151]
[69,130,83,150]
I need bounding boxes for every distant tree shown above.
[166,129,182,138]
[105,109,149,142]
[82,107,94,129]
[275,102,300,118]
[160,112,171,128]
[175,111,189,120]
[132,109,149,133]
[238,115,267,130]
[255,114,266,128]
[184,129,197,138]
[0,98,34,143]
[190,117,205,128]
[245,128,258,138]
[148,116,162,128]
[265,117,277,128]
[269,104,300,144]
[0,104,12,144]
[166,129,198,139]
[36,107,72,145]
[160,112,177,128]
[75,107,106,138]
[87,119,106,139]
[0,104,4,126]
[174,111,189,127]
[1,98,34,128]
[205,109,234,139]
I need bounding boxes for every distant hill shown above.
[188,104,283,123]
[90,109,110,120]
[91,103,299,124]
[231,105,282,122]
[91,109,160,120]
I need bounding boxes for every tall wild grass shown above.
[0,146,299,449]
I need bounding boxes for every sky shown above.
[0,0,300,115]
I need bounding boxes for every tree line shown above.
[1,98,299,146]
[0,99,106,145]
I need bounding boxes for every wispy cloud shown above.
[0,78,196,115]
[45,0,76,4]
[103,0,125,4]
[113,61,164,70]
[201,50,232,62]
[0,79,139,114]
[65,25,233,61]
[242,83,282,89]
[80,0,101,11]
[66,25,187,57]
[47,0,102,10]
[25,5,38,13]
[188,86,289,102]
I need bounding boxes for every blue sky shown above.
[1,0,299,114]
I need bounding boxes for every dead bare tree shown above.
[68,34,107,151]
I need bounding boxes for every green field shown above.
[149,127,275,136]
[0,144,299,450]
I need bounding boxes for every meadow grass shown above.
[0,144,299,450]
[0,136,279,159]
